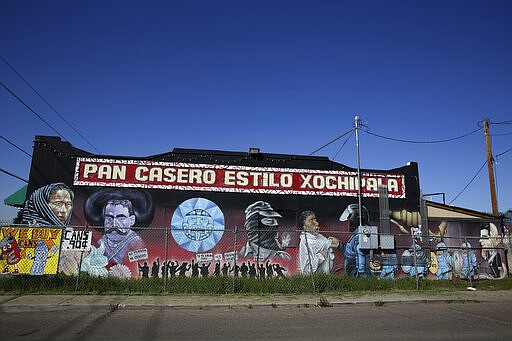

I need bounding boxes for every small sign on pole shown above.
[62,229,92,251]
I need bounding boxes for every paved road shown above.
[1,294,512,340]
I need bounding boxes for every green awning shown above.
[4,185,27,208]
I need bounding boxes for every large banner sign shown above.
[74,158,406,198]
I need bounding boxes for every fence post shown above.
[412,233,419,290]
[302,230,316,293]
[465,237,474,289]
[507,232,512,277]
[163,226,169,292]
[74,225,88,292]
[232,225,238,294]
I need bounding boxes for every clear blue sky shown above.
[1,1,511,222]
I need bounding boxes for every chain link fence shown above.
[0,224,510,294]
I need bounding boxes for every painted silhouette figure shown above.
[222,262,230,276]
[273,263,287,278]
[168,261,179,277]
[161,260,168,277]
[230,263,240,277]
[178,261,190,276]
[191,259,199,277]
[138,261,149,278]
[240,262,249,277]
[266,260,274,278]
[151,258,160,277]
[249,262,257,278]
[258,263,266,279]
[199,262,211,277]
[214,261,221,276]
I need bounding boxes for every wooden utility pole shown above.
[484,119,499,216]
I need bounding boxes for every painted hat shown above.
[339,203,370,231]
[84,188,154,228]
[244,201,282,219]
[436,242,447,250]
[244,201,283,250]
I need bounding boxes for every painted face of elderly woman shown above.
[47,187,73,225]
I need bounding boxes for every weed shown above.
[318,296,332,307]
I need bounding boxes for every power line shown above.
[0,167,28,183]
[362,125,482,144]
[0,81,67,140]
[496,147,512,158]
[0,56,101,153]
[332,129,355,160]
[0,136,31,157]
[483,118,512,136]
[308,128,355,156]
[448,146,510,207]
[478,119,512,128]
[449,160,487,205]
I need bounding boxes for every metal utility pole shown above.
[483,119,499,217]
[354,116,363,227]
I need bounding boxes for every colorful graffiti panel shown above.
[0,227,62,275]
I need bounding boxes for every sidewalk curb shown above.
[117,298,484,310]
[0,296,487,312]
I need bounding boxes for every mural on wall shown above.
[503,222,512,274]
[434,242,452,280]
[379,249,398,280]
[337,204,371,277]
[478,222,507,279]
[240,201,291,261]
[171,197,224,253]
[21,182,74,227]
[11,135,508,280]
[426,221,508,281]
[298,210,338,275]
[81,188,154,278]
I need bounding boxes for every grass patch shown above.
[1,273,512,295]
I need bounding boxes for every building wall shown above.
[6,135,505,280]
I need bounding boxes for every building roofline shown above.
[426,200,497,221]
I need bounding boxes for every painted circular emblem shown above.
[171,198,224,252]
